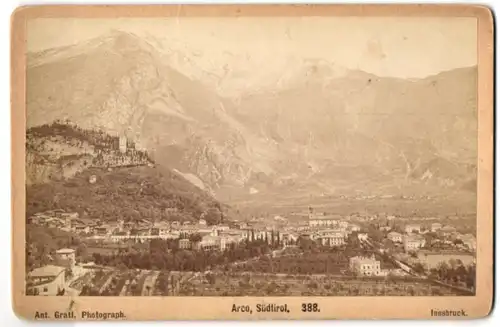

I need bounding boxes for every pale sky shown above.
[27,17,477,79]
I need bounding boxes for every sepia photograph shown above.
[11,4,494,320]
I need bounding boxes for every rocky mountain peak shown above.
[27,31,478,203]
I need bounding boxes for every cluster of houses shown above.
[28,210,78,231]
[28,209,302,253]
[238,211,365,249]
[29,208,369,255]
[29,209,476,255]
[383,222,476,253]
[305,212,363,247]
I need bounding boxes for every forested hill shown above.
[25,121,227,225]
[26,165,226,224]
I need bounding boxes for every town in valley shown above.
[26,127,476,297]
[25,22,478,298]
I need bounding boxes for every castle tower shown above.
[119,135,127,153]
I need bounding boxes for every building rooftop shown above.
[29,265,66,278]
[404,234,425,242]
[56,248,75,254]
[153,222,170,228]
[460,234,476,240]
[60,212,78,217]
[201,235,220,242]
[350,255,379,265]
[320,232,345,238]
[309,214,342,220]
[78,218,97,225]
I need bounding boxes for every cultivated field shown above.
[74,268,466,297]
[177,272,463,296]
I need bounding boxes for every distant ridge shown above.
[27,30,478,203]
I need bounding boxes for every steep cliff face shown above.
[27,30,477,201]
[26,127,97,185]
[26,148,94,185]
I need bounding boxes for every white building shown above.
[458,234,477,251]
[319,232,346,247]
[73,224,90,234]
[349,224,361,232]
[237,222,249,229]
[339,221,349,229]
[463,239,476,251]
[219,229,249,242]
[119,135,127,153]
[60,212,79,220]
[229,228,250,240]
[349,255,381,276]
[357,233,369,242]
[440,225,457,235]
[27,265,66,296]
[387,232,403,243]
[405,224,421,234]
[308,213,342,228]
[134,139,143,151]
[55,248,76,267]
[216,225,230,232]
[196,235,227,251]
[431,223,442,232]
[403,235,426,252]
[179,239,192,249]
[109,233,130,243]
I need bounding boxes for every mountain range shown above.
[26,30,478,205]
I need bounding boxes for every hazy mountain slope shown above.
[28,31,279,194]
[233,66,477,195]
[27,30,477,202]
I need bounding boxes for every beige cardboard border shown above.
[11,4,494,321]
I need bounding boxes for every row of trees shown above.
[26,225,84,272]
[429,261,476,290]
[28,120,118,150]
[229,236,386,275]
[89,239,278,272]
